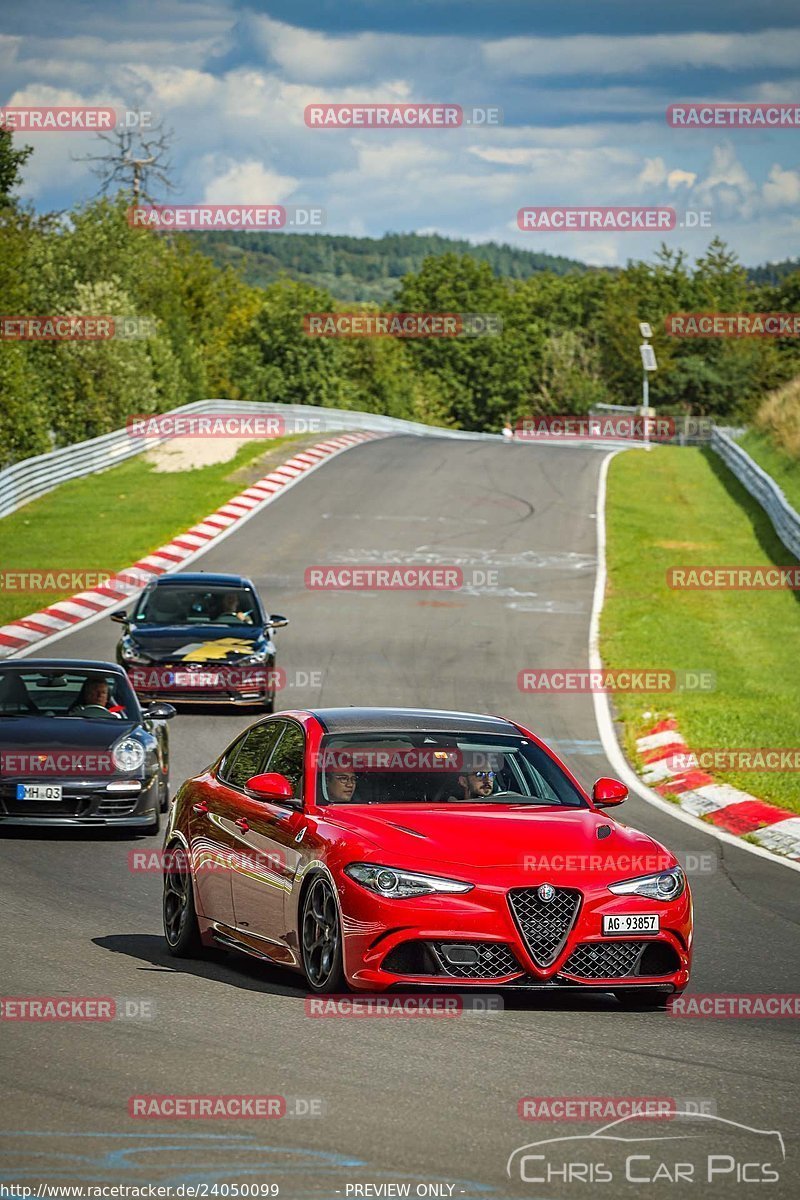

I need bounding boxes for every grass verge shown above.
[0,437,301,627]
[602,444,800,813]
[736,430,800,516]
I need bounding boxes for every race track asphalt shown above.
[1,435,798,1198]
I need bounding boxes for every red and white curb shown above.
[0,432,379,657]
[636,717,800,861]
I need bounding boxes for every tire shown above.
[163,843,204,957]
[614,989,671,1009]
[300,875,347,993]
[159,781,170,814]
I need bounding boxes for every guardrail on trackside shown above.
[711,427,800,561]
[0,401,498,519]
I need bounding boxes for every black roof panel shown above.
[149,573,253,587]
[311,707,519,737]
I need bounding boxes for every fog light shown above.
[441,944,480,966]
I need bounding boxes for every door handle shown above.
[235,817,250,832]
[192,801,209,815]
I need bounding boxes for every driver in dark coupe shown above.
[71,677,124,717]
[216,590,254,624]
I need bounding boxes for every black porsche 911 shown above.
[113,572,288,710]
[0,659,174,833]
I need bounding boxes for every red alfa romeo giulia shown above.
[162,707,692,1004]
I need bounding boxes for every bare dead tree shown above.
[75,115,176,203]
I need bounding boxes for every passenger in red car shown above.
[326,771,358,803]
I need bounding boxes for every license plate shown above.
[174,671,220,687]
[16,783,63,802]
[603,913,659,935]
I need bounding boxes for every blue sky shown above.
[2,0,799,265]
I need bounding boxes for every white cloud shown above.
[690,143,759,219]
[202,159,298,203]
[762,164,800,208]
[636,157,696,190]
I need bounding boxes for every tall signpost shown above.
[639,321,657,451]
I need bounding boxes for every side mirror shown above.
[269,614,289,629]
[245,771,296,803]
[592,777,628,807]
[142,702,176,720]
[110,610,130,625]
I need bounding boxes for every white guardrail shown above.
[711,427,800,561]
[0,400,499,520]
[4,404,796,555]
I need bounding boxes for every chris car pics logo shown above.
[507,1112,784,1186]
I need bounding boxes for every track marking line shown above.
[589,448,800,875]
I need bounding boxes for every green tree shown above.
[0,129,33,207]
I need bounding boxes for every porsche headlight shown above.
[608,867,685,901]
[112,736,146,773]
[120,637,150,665]
[344,863,473,898]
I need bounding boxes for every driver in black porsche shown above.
[69,677,124,718]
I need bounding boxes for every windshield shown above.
[0,669,137,720]
[134,585,259,627]
[317,732,587,808]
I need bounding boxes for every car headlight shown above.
[112,736,146,773]
[240,645,269,664]
[120,637,150,665]
[608,867,685,901]
[344,862,473,898]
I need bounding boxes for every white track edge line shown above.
[10,435,378,660]
[589,447,800,876]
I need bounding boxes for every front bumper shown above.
[0,774,160,826]
[124,663,272,706]
[338,874,692,993]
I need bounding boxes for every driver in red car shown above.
[449,769,495,800]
